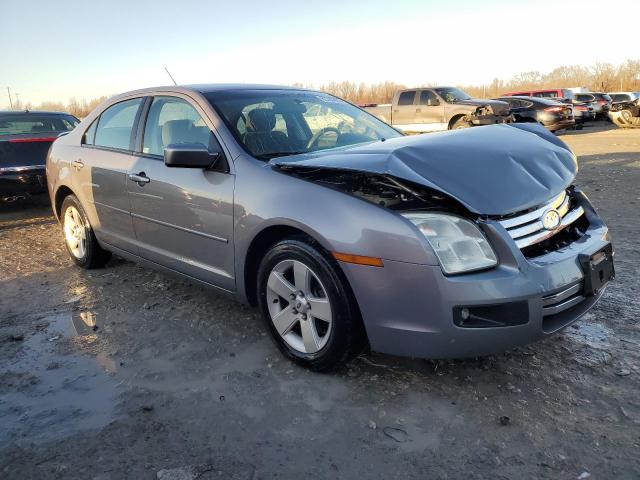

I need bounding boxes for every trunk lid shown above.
[0,133,59,170]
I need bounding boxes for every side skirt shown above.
[102,241,241,302]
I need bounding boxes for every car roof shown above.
[114,84,304,97]
[497,96,562,104]
[0,110,73,116]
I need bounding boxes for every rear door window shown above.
[397,91,416,106]
[94,98,143,151]
[82,120,98,145]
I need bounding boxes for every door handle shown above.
[128,172,150,185]
[416,108,422,113]
[72,159,84,170]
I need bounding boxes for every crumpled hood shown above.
[272,123,577,216]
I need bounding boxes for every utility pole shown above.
[6,86,13,109]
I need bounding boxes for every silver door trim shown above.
[93,201,129,215]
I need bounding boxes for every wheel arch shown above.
[243,224,323,306]
[448,113,468,129]
[54,185,75,220]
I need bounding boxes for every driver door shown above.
[127,95,235,291]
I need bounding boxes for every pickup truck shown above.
[363,87,512,132]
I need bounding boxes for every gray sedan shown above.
[46,85,614,370]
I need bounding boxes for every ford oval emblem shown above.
[542,209,561,230]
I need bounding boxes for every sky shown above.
[2,0,639,107]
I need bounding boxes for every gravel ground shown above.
[1,124,639,479]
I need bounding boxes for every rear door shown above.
[414,90,446,131]
[127,94,235,291]
[74,97,144,253]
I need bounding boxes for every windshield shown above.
[205,90,402,160]
[0,114,78,137]
[433,87,472,102]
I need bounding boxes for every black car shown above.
[494,96,575,132]
[0,110,79,202]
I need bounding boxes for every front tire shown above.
[61,195,111,269]
[451,117,473,129]
[257,238,364,371]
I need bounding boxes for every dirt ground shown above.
[1,123,639,480]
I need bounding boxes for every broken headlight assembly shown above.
[402,213,497,274]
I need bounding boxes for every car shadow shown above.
[0,194,54,228]
[558,121,618,136]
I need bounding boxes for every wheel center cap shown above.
[295,295,310,314]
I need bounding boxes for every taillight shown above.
[575,106,587,111]
[7,137,58,143]
[544,106,564,112]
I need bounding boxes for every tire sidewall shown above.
[452,118,472,129]
[257,239,359,370]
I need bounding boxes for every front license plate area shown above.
[579,243,614,296]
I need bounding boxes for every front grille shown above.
[542,281,584,317]
[541,281,589,334]
[497,191,585,249]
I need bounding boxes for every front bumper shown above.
[0,166,47,197]
[340,191,613,359]
[471,114,514,126]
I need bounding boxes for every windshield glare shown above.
[206,90,402,159]
[434,87,472,103]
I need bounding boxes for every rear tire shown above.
[61,195,111,269]
[257,238,365,371]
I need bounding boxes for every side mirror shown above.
[428,99,440,107]
[164,143,219,169]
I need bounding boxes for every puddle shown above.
[0,310,118,446]
[563,316,614,367]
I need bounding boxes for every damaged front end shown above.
[276,165,468,216]
[469,103,514,127]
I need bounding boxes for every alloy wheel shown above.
[64,206,87,259]
[266,259,333,354]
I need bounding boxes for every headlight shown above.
[402,212,497,274]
